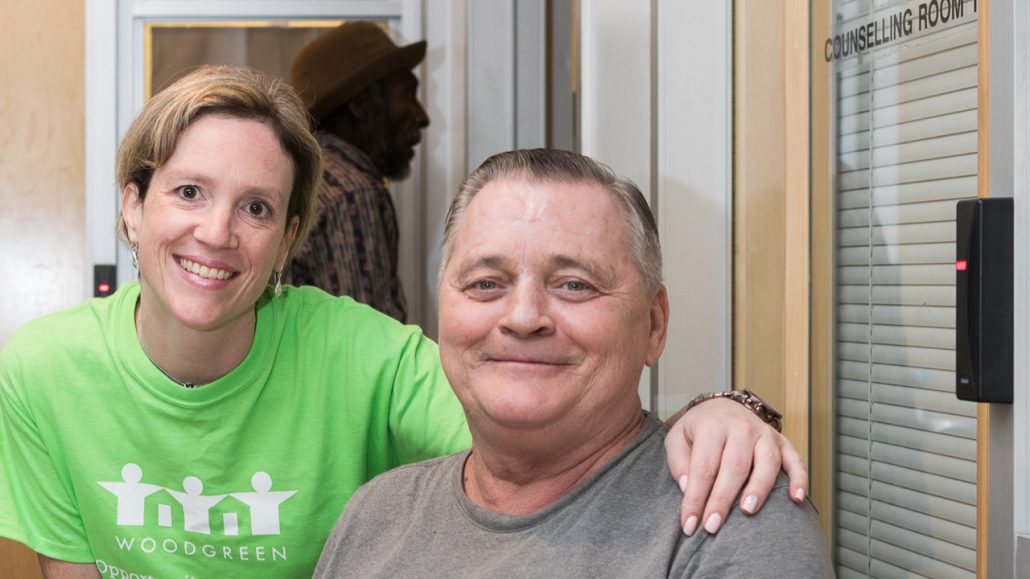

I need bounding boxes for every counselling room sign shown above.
[824,0,978,62]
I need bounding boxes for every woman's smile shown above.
[177,256,237,282]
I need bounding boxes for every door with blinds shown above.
[829,0,980,577]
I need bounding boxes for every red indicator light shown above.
[956,260,968,271]
[98,283,111,293]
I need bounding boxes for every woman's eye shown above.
[178,185,200,200]
[564,280,588,291]
[474,280,497,291]
[246,201,271,218]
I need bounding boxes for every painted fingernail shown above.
[793,488,806,503]
[742,495,758,514]
[683,515,698,536]
[704,512,723,534]
[678,474,688,493]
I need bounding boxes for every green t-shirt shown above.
[0,282,470,578]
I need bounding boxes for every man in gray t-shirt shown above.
[315,149,833,578]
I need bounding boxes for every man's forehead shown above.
[453,180,629,274]
[468,177,618,222]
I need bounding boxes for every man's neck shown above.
[320,114,373,158]
[462,406,645,516]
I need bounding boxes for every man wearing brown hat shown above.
[287,22,430,321]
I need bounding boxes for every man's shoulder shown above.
[594,416,679,497]
[685,474,833,577]
[342,452,466,524]
[358,452,464,499]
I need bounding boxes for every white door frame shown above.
[996,0,1030,573]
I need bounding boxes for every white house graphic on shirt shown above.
[98,463,297,537]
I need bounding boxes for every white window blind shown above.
[831,0,979,577]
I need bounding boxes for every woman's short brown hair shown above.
[115,65,323,261]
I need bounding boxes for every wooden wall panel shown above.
[783,0,811,472]
[734,0,813,454]
[0,0,86,346]
[0,0,83,576]
[733,0,788,410]
[809,0,835,545]
[733,0,811,464]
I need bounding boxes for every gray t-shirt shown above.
[315,415,833,578]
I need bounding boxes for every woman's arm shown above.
[665,398,808,535]
[38,555,100,579]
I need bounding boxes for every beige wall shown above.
[0,0,83,574]
[0,0,86,346]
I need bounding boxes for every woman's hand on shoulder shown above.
[664,398,808,535]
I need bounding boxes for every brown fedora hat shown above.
[289,21,426,123]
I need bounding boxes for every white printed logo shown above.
[231,472,296,535]
[98,463,297,537]
[97,464,162,526]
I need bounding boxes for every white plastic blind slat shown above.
[871,175,978,205]
[874,110,978,148]
[839,283,956,306]
[838,563,869,579]
[872,43,976,88]
[875,67,977,107]
[871,384,972,416]
[872,364,955,390]
[840,202,960,227]
[870,406,976,439]
[830,1,979,576]
[872,87,977,126]
[870,540,975,579]
[872,461,976,504]
[870,519,974,569]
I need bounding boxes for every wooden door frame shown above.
[733,0,822,535]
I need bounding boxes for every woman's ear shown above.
[120,183,143,243]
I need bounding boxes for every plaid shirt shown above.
[286,132,407,322]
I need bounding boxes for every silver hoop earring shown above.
[273,270,283,297]
[130,243,139,269]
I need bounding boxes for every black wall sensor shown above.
[955,197,1013,403]
[94,264,117,298]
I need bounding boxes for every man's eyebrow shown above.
[454,256,512,281]
[552,254,605,274]
[550,255,615,285]
[452,254,617,285]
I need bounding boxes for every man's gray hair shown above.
[439,148,663,294]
